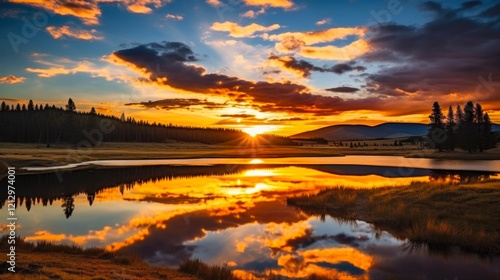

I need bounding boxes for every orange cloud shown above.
[300,247,373,273]
[26,55,140,84]
[8,0,171,25]
[268,27,366,49]
[299,39,370,60]
[243,0,294,9]
[206,0,222,7]
[46,25,104,40]
[0,75,26,84]
[266,27,369,60]
[275,247,374,279]
[240,7,266,18]
[211,21,280,38]
[262,222,312,251]
[9,0,102,25]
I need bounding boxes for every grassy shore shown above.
[287,180,500,256]
[0,236,196,279]
[1,142,500,168]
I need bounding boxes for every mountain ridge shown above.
[292,122,500,141]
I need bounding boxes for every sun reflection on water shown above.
[4,165,499,279]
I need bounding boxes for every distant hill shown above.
[292,122,500,141]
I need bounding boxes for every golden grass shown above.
[179,259,238,280]
[0,236,196,280]
[288,180,500,256]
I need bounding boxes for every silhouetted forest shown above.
[0,99,295,145]
[428,101,497,152]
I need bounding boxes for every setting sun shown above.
[242,125,278,137]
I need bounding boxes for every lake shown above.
[1,156,500,279]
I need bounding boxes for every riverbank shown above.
[2,142,500,169]
[287,180,500,256]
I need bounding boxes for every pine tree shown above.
[28,99,34,111]
[90,107,96,114]
[455,105,463,125]
[16,103,21,111]
[428,102,446,151]
[66,98,76,112]
[0,101,6,111]
[475,103,484,152]
[22,104,26,111]
[445,106,455,150]
[458,101,477,152]
[482,113,496,150]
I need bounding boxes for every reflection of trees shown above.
[0,164,259,217]
[87,192,95,206]
[62,196,75,219]
[428,171,495,184]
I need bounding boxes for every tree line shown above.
[0,98,295,146]
[428,101,496,152]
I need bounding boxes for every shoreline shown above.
[1,142,500,174]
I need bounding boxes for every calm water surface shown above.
[2,158,500,279]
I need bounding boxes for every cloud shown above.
[46,25,104,40]
[25,54,138,83]
[299,39,370,60]
[219,114,255,118]
[0,8,25,18]
[211,21,280,38]
[460,1,483,10]
[8,0,172,25]
[479,2,500,17]
[326,87,359,93]
[328,62,366,74]
[359,1,500,98]
[165,13,183,20]
[243,0,294,9]
[267,54,366,78]
[241,7,266,18]
[268,27,365,49]
[125,98,226,110]
[109,41,388,116]
[266,27,369,60]
[0,75,26,84]
[267,117,306,122]
[315,18,331,26]
[206,0,222,7]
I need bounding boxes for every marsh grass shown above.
[287,180,500,256]
[179,259,238,280]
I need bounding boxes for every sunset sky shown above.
[1,0,499,136]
